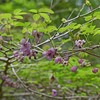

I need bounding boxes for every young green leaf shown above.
[33,14,40,21]
[29,9,37,13]
[46,26,57,33]
[40,13,51,23]
[14,9,22,15]
[14,15,23,19]
[0,13,12,20]
[39,8,54,14]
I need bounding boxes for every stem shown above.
[64,5,100,23]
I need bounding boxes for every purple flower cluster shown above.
[13,38,36,60]
[75,39,85,48]
[20,38,31,56]
[43,48,56,60]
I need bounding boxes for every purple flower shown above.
[71,66,77,72]
[78,59,84,64]
[78,59,86,67]
[13,51,19,57]
[20,38,27,45]
[43,48,56,60]
[64,54,69,61]
[13,38,37,61]
[32,30,43,44]
[92,68,98,73]
[52,89,57,96]
[20,39,31,56]
[29,50,37,59]
[75,39,85,48]
[55,56,63,64]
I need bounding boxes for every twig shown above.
[64,6,100,23]
[50,0,54,9]
[84,51,100,58]
[2,92,100,99]
[65,45,100,56]
[0,57,8,62]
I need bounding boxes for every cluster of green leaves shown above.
[15,57,100,95]
[0,7,58,43]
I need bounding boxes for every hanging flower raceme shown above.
[43,48,56,60]
[20,38,31,56]
[13,38,36,60]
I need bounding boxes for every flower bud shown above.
[52,89,57,96]
[71,66,77,72]
[92,68,98,73]
[55,56,63,64]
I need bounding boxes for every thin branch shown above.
[50,0,54,9]
[34,30,71,48]
[65,45,100,56]
[3,92,100,99]
[64,6,100,23]
[51,0,60,9]
[0,57,8,62]
[84,51,100,58]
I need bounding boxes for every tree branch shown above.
[64,6,100,23]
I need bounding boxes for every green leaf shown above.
[46,26,57,33]
[13,22,24,27]
[40,13,51,23]
[29,9,37,13]
[14,15,23,19]
[61,18,67,23]
[61,38,70,43]
[14,9,26,15]
[24,22,30,27]
[58,26,69,33]
[69,23,77,29]
[93,11,100,19]
[39,8,54,14]
[59,23,77,32]
[0,13,12,20]
[22,28,27,33]
[14,9,22,15]
[33,14,40,21]
[73,24,81,29]
[37,27,45,33]
[94,28,100,35]
[85,16,92,21]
